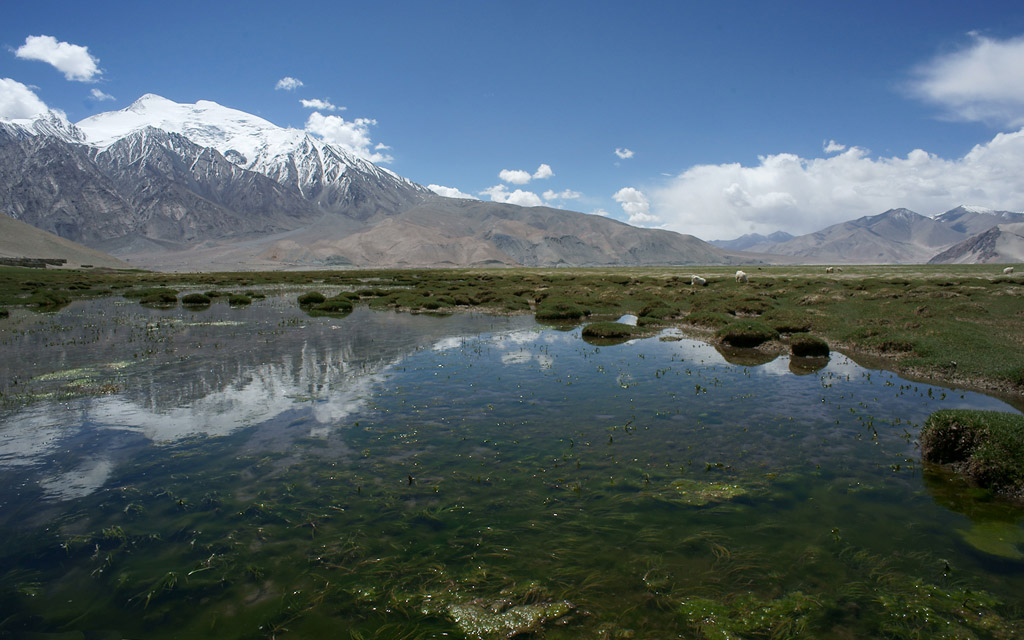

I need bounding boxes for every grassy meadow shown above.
[1,263,1021,401]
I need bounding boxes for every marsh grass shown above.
[0,264,1021,394]
[920,410,1024,499]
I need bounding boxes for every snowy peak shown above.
[0,109,85,143]
[934,205,1024,236]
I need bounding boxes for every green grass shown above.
[716,319,779,348]
[920,410,1024,499]
[181,293,211,305]
[0,264,1020,396]
[789,333,830,357]
[581,321,639,339]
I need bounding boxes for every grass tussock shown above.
[789,333,830,357]
[920,410,1024,500]
[716,319,779,348]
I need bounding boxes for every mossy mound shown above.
[27,289,71,310]
[0,308,8,319]
[297,291,326,306]
[228,294,252,306]
[790,333,830,357]
[181,293,211,306]
[310,295,354,315]
[127,288,177,307]
[535,299,586,321]
[716,319,779,348]
[581,322,638,339]
[920,410,1024,499]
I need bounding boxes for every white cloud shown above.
[911,33,1024,126]
[613,187,660,225]
[89,88,114,101]
[305,113,392,163]
[543,189,581,200]
[615,148,635,159]
[480,184,544,207]
[300,98,341,111]
[499,169,532,184]
[533,163,553,180]
[498,164,553,185]
[275,77,304,91]
[649,129,1024,240]
[823,140,846,153]
[15,35,100,82]
[0,78,49,118]
[592,208,612,217]
[428,184,477,199]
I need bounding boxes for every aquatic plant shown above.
[312,295,354,313]
[920,409,1024,499]
[228,294,252,306]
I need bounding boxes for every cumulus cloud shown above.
[615,147,635,159]
[649,130,1024,240]
[498,164,553,184]
[15,35,101,82]
[911,33,1024,126]
[823,140,846,153]
[305,113,392,163]
[89,88,114,101]
[480,184,544,207]
[499,169,532,185]
[275,77,304,91]
[543,189,581,201]
[428,184,477,199]
[0,78,49,118]
[591,208,612,217]
[613,187,660,225]
[300,98,340,111]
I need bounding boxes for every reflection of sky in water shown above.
[0,298,1019,504]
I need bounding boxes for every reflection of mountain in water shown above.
[0,302,533,501]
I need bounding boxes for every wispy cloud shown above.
[15,35,100,82]
[275,76,304,91]
[543,189,581,201]
[615,148,634,159]
[300,98,341,111]
[823,140,845,153]
[89,88,115,101]
[911,32,1024,127]
[0,77,49,118]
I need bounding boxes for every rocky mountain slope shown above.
[739,208,1023,264]
[709,231,794,251]
[929,223,1024,264]
[1,96,740,269]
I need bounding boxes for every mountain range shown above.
[1,95,1021,270]
[711,205,1024,264]
[0,95,738,270]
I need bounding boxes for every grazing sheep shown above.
[691,275,707,286]
[1004,266,1015,275]
[836,267,844,272]
[825,266,834,273]
[735,270,748,283]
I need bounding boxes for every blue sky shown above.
[3,1,1024,240]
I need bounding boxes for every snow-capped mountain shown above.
[78,95,430,220]
[1,95,736,268]
[932,205,1024,236]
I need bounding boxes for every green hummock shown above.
[716,319,779,348]
[920,409,1024,500]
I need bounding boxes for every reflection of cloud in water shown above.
[39,458,114,500]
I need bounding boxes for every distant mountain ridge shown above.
[1,96,741,269]
[710,231,794,251]
[716,206,1024,264]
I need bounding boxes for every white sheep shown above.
[691,275,707,286]
[1004,266,1015,275]
[735,270,748,283]
[825,266,834,273]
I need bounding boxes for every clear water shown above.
[0,295,1021,638]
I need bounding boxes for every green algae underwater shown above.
[0,294,1023,639]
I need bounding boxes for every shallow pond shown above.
[0,295,1022,638]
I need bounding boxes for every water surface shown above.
[0,296,1021,638]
